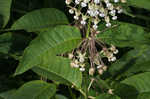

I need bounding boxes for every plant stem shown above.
[86,18,92,38]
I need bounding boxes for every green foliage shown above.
[9,80,56,99]
[0,0,12,28]
[128,0,150,10]
[11,8,69,32]
[96,93,121,99]
[97,22,149,47]
[0,0,150,99]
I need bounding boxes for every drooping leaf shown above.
[108,45,150,77]
[122,72,150,93]
[15,26,82,88]
[11,8,69,32]
[97,22,149,47]
[96,93,121,99]
[0,0,12,28]
[10,80,56,99]
[128,0,150,10]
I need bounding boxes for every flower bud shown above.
[89,67,95,76]
[65,0,72,5]
[102,66,107,71]
[108,89,114,94]
[68,53,74,59]
[121,0,126,3]
[98,69,104,75]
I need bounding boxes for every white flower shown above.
[81,2,87,7]
[79,57,85,63]
[75,0,80,4]
[74,15,79,20]
[80,67,85,72]
[84,0,90,3]
[94,0,100,4]
[99,13,105,17]
[93,24,98,30]
[113,49,119,54]
[114,0,119,3]
[81,20,86,25]
[104,0,109,3]
[70,61,79,68]
[106,22,111,27]
[112,16,117,20]
[69,9,74,14]
[88,9,99,17]
[65,0,72,5]
[111,57,116,62]
[109,10,116,16]
[118,9,123,13]
[97,65,103,69]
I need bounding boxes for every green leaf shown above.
[55,94,68,99]
[137,92,150,99]
[15,26,82,88]
[32,56,82,88]
[96,93,121,99]
[0,33,12,54]
[128,0,150,10]
[122,72,150,93]
[0,0,12,28]
[10,80,56,99]
[113,83,138,99]
[97,22,149,47]
[11,8,69,32]
[108,45,150,77]
[0,90,16,99]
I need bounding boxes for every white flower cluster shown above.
[65,0,126,30]
[100,45,118,62]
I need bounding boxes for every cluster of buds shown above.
[68,45,118,75]
[65,0,126,30]
[69,51,87,72]
[100,45,118,62]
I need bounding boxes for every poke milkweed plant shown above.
[0,0,150,99]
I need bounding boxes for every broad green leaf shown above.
[32,56,82,88]
[11,8,69,32]
[15,26,82,88]
[108,45,150,77]
[128,0,150,10]
[10,80,56,99]
[97,22,149,47]
[0,0,12,28]
[96,93,120,99]
[122,72,150,93]
[137,92,150,99]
